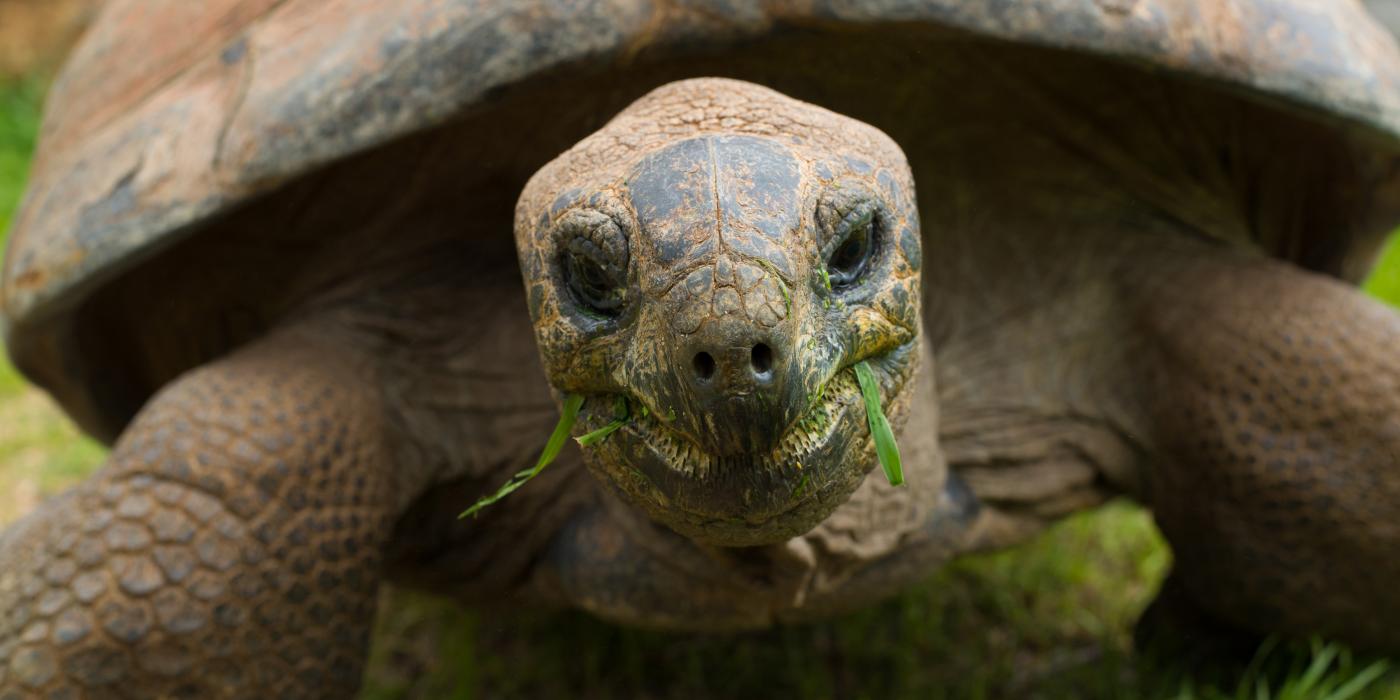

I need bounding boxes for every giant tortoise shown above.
[4,0,1400,696]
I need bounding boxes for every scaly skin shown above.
[1134,247,1400,650]
[0,328,402,698]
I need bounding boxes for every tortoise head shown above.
[515,78,923,546]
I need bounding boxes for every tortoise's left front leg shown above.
[1135,249,1400,651]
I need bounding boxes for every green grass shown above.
[0,78,41,241]
[1366,235,1400,305]
[360,504,1398,699]
[459,393,584,518]
[855,360,905,486]
[0,78,104,517]
[361,502,1165,699]
[1,77,1398,698]
[0,77,43,401]
[0,78,43,400]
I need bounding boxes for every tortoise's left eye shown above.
[827,212,875,288]
[824,199,879,290]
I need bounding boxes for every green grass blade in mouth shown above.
[854,361,905,487]
[576,396,628,447]
[459,393,585,518]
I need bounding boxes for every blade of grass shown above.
[576,396,628,447]
[459,393,584,518]
[854,361,904,486]
[1324,660,1390,700]
[1236,637,1280,700]
[792,472,809,499]
[1296,639,1342,694]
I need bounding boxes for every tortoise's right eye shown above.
[555,210,629,319]
[563,246,625,314]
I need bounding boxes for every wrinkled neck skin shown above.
[514,78,955,554]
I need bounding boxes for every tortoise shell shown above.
[6,0,1400,442]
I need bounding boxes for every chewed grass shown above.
[459,393,583,518]
[460,392,635,519]
[0,78,1398,698]
[854,360,904,486]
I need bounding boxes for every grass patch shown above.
[0,77,104,528]
[0,78,41,238]
[363,504,1400,699]
[1159,638,1393,700]
[0,78,43,401]
[1365,234,1400,306]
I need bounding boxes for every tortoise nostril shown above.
[693,351,716,381]
[750,343,773,376]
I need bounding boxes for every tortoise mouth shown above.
[631,366,860,479]
[573,347,915,546]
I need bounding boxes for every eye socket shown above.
[826,210,877,289]
[554,210,629,319]
[564,248,625,314]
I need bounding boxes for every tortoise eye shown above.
[555,210,629,319]
[817,188,885,293]
[826,210,876,289]
[564,248,624,314]
[817,205,873,288]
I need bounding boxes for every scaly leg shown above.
[1137,248,1400,651]
[0,326,404,698]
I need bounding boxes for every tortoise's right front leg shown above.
[0,328,404,698]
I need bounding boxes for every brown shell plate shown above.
[6,0,1400,439]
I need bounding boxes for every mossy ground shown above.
[1,79,1398,699]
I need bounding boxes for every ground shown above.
[3,77,1400,699]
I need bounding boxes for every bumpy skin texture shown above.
[515,79,925,547]
[0,329,399,698]
[1138,249,1400,650]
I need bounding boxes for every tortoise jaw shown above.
[573,350,915,546]
[632,366,860,482]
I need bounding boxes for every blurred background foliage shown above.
[0,2,1398,697]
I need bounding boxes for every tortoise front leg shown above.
[1136,248,1400,651]
[0,327,405,698]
